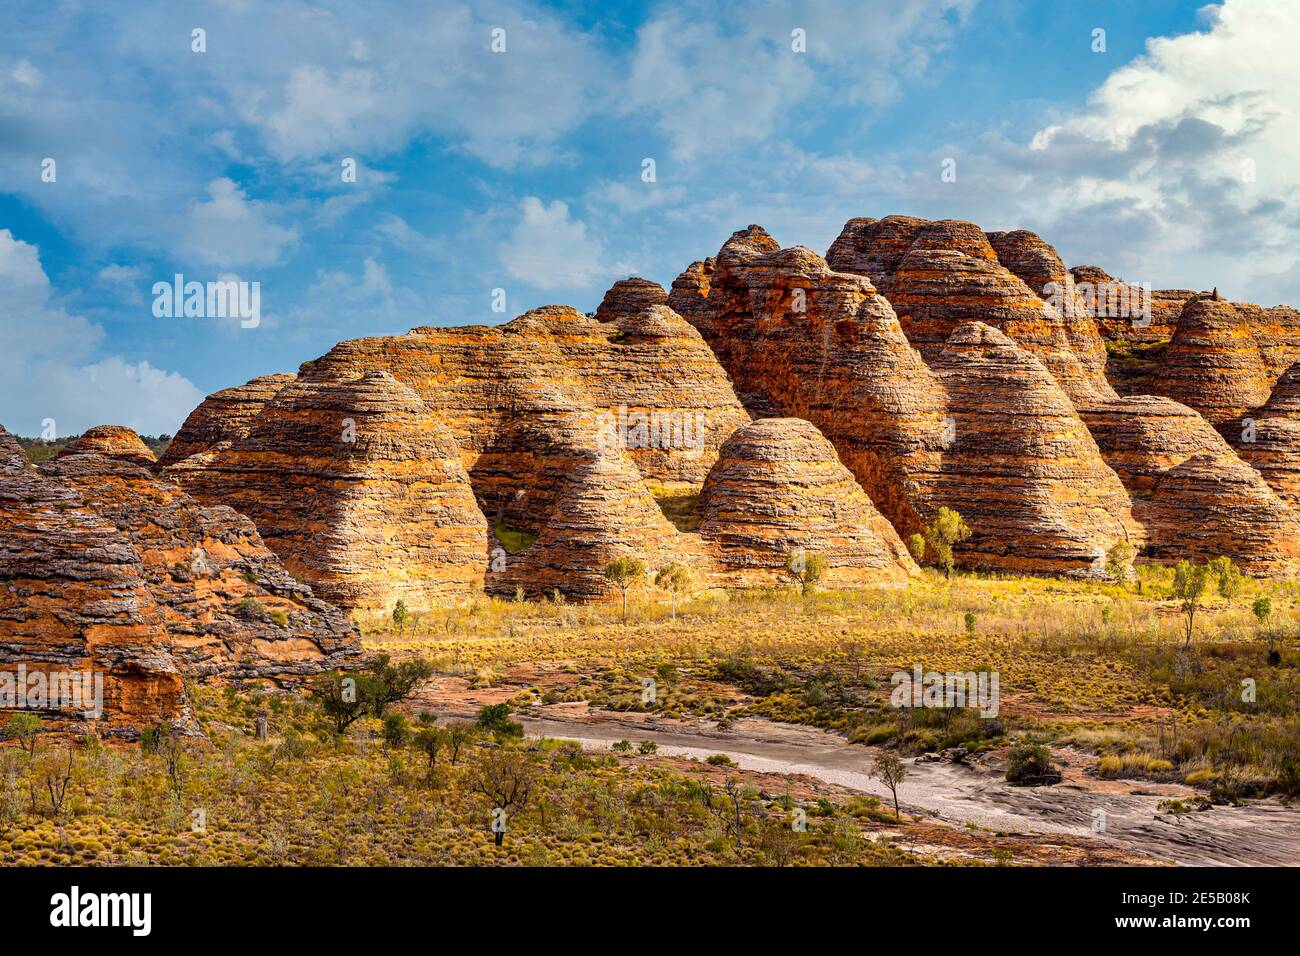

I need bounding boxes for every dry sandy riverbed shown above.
[419,696,1300,867]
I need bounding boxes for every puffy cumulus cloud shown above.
[182,179,299,270]
[981,0,1300,303]
[0,230,201,436]
[0,0,611,261]
[624,0,973,161]
[499,198,609,291]
[231,2,612,168]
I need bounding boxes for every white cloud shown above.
[977,0,1300,303]
[374,215,443,258]
[0,230,201,436]
[499,197,607,291]
[11,59,40,87]
[182,178,299,270]
[624,0,973,161]
[97,263,146,304]
[588,180,689,215]
[234,3,612,169]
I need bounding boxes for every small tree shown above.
[604,556,646,624]
[869,750,907,821]
[313,654,434,735]
[476,703,523,740]
[1209,556,1244,601]
[1253,596,1279,664]
[472,749,538,846]
[391,600,409,635]
[1172,560,1209,645]
[905,533,925,565]
[381,712,410,752]
[362,654,435,718]
[1105,539,1135,586]
[922,507,971,578]
[412,717,443,784]
[655,562,696,621]
[785,549,829,597]
[444,721,476,765]
[313,672,368,735]
[1,713,42,756]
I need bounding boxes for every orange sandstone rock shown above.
[697,418,916,587]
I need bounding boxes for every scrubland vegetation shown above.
[2,559,1297,866]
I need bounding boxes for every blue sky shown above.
[2,0,1297,436]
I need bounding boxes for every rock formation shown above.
[160,374,295,466]
[1149,292,1273,433]
[697,419,916,586]
[670,224,948,534]
[1,424,361,734]
[59,425,159,466]
[827,217,1110,404]
[928,323,1138,574]
[671,225,1138,575]
[1234,363,1300,512]
[166,372,488,614]
[1077,397,1300,574]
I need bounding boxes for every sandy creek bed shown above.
[421,701,1300,866]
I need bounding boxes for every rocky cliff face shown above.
[1234,364,1300,512]
[288,302,752,490]
[0,425,361,734]
[827,217,1111,404]
[929,323,1138,574]
[59,426,159,466]
[1077,397,1300,575]
[670,225,948,535]
[680,218,1300,577]
[164,289,925,604]
[42,211,1300,616]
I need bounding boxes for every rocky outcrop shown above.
[293,304,751,490]
[1233,303,1300,380]
[671,225,948,535]
[1233,364,1300,511]
[1,428,186,734]
[159,374,295,466]
[1,424,361,734]
[593,277,669,324]
[929,324,1139,574]
[488,410,699,601]
[985,229,1114,400]
[45,450,360,680]
[167,372,487,614]
[59,426,158,466]
[828,217,1109,403]
[1068,266,1188,346]
[1078,397,1300,574]
[1149,293,1273,433]
[698,419,916,586]
[671,225,1137,575]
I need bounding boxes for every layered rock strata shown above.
[697,419,916,586]
[1,425,361,733]
[671,226,1138,574]
[166,372,488,613]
